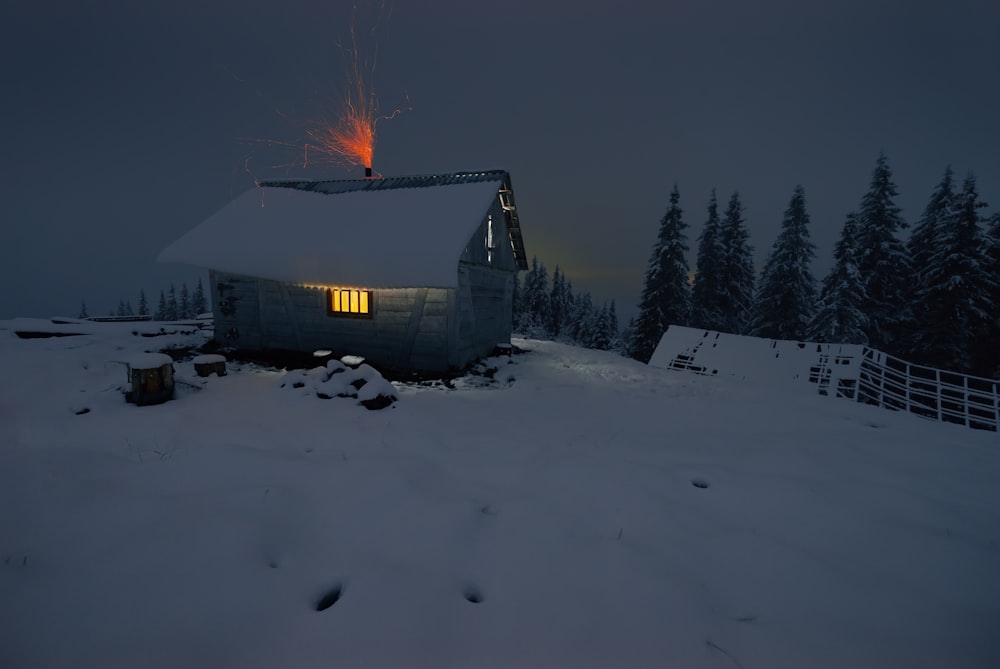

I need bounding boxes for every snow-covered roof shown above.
[192,354,226,364]
[158,171,517,288]
[126,353,174,369]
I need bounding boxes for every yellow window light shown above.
[327,287,372,317]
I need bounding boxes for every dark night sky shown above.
[2,0,998,321]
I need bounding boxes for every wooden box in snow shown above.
[193,353,227,377]
[125,353,175,406]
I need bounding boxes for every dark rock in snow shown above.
[360,394,395,410]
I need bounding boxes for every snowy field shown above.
[1,319,998,669]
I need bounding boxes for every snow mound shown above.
[280,358,398,409]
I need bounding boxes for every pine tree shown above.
[807,212,868,344]
[563,279,576,337]
[138,289,149,317]
[192,278,207,315]
[983,212,1000,376]
[854,153,911,353]
[906,167,955,363]
[950,175,996,373]
[691,189,726,331]
[568,291,594,345]
[530,258,551,335]
[117,299,127,317]
[620,317,638,359]
[717,191,755,334]
[749,185,816,340]
[632,185,691,362]
[548,266,570,338]
[511,271,522,329]
[607,300,620,351]
[166,285,179,321]
[78,301,89,319]
[562,290,577,342]
[588,303,611,350]
[519,257,550,336]
[910,174,994,373]
[180,283,192,319]
[155,290,167,321]
[124,300,134,317]
[908,167,954,286]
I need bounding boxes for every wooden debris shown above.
[193,353,227,377]
[125,353,175,406]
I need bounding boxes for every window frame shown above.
[325,287,374,319]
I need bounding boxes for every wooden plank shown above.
[375,314,413,328]
[397,288,429,367]
[378,297,422,312]
[454,280,476,366]
[212,272,262,349]
[416,314,447,333]
[422,301,449,317]
[446,288,459,368]
[414,331,447,348]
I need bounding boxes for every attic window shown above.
[327,288,373,319]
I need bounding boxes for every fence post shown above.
[935,368,943,422]
[963,374,970,428]
[906,359,913,413]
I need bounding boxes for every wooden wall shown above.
[459,197,519,272]
[454,197,516,364]
[210,270,456,372]
[211,270,262,350]
[208,190,518,374]
[455,265,513,365]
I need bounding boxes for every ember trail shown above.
[303,3,405,178]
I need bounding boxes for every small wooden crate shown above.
[125,353,175,406]
[193,354,227,377]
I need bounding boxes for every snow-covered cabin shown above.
[158,170,528,374]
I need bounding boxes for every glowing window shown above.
[327,288,372,318]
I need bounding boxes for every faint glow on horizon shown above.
[560,267,639,282]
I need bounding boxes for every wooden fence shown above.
[853,348,1000,432]
[651,326,1000,433]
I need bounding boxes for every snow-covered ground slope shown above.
[1,320,998,669]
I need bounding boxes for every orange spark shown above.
[304,96,376,171]
[238,2,406,180]
[301,2,406,175]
